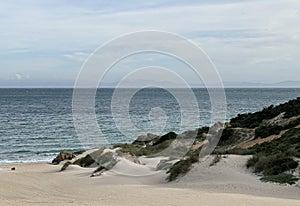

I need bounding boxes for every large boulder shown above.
[156,159,179,171]
[52,151,75,165]
[133,133,160,145]
[94,151,118,169]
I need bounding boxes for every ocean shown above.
[0,88,299,164]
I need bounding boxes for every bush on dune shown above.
[167,150,200,181]
[230,97,300,128]
[261,173,299,185]
[247,153,298,176]
[73,154,95,167]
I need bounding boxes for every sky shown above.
[0,0,300,87]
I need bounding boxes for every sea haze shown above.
[0,88,299,163]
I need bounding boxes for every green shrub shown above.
[188,149,200,163]
[60,161,72,171]
[73,154,95,167]
[255,117,300,138]
[247,153,298,176]
[246,156,259,168]
[196,126,210,141]
[209,155,222,167]
[222,148,252,155]
[230,97,300,128]
[255,125,282,138]
[118,139,173,157]
[249,128,300,157]
[218,128,234,144]
[167,149,200,181]
[167,159,192,181]
[153,132,177,146]
[261,173,299,185]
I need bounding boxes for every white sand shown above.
[0,155,299,206]
[171,155,300,199]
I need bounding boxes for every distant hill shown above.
[223,81,300,88]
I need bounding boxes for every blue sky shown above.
[0,0,300,87]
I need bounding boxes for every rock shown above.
[119,152,141,164]
[91,166,107,177]
[261,112,300,127]
[73,154,95,167]
[11,167,15,171]
[156,159,178,171]
[94,151,118,170]
[90,150,119,177]
[60,161,72,171]
[159,139,190,158]
[152,132,177,146]
[133,133,160,145]
[52,151,76,165]
[261,112,285,127]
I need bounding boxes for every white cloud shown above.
[0,0,299,85]
[15,74,22,80]
[63,52,90,62]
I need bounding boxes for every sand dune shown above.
[0,156,299,206]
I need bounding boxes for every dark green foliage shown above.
[218,128,234,145]
[247,153,298,175]
[230,105,277,128]
[255,117,300,138]
[117,132,177,156]
[167,159,192,181]
[227,127,300,184]
[250,128,300,157]
[93,166,106,173]
[255,125,283,138]
[60,161,72,171]
[261,173,299,185]
[73,150,86,155]
[246,155,259,168]
[153,132,177,146]
[73,154,95,167]
[209,155,222,167]
[196,126,210,141]
[230,97,300,128]
[167,149,200,181]
[117,139,173,156]
[223,148,252,155]
[188,149,200,164]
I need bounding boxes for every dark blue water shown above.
[0,88,299,163]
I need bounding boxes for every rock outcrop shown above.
[52,151,76,165]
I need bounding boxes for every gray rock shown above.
[94,151,118,170]
[52,151,75,165]
[261,112,285,127]
[156,159,178,171]
[133,133,160,145]
[119,152,141,164]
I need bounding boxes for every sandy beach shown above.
[0,155,299,206]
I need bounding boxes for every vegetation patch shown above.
[73,154,95,167]
[246,153,298,176]
[167,159,192,181]
[167,150,200,181]
[230,97,300,128]
[209,155,222,167]
[60,161,72,171]
[261,173,299,185]
[255,117,300,138]
[152,132,177,146]
[218,128,234,145]
[249,128,300,157]
[195,126,210,141]
[116,139,173,156]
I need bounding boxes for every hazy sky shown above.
[0,0,300,87]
